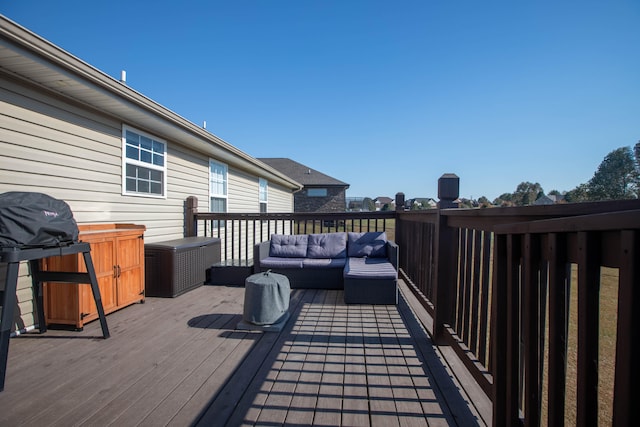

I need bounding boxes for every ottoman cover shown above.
[243,271,291,325]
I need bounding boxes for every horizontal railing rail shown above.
[190,209,395,262]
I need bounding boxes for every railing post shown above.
[395,192,405,212]
[437,173,459,209]
[185,196,198,237]
[394,192,405,265]
[433,174,459,344]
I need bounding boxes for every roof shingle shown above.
[258,158,349,188]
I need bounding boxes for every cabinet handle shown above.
[113,266,118,278]
[117,265,122,278]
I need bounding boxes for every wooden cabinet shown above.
[42,224,146,329]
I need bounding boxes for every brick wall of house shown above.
[294,187,346,212]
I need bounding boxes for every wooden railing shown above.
[186,196,394,261]
[396,199,640,426]
[185,187,640,426]
[491,203,639,426]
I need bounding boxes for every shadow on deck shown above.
[0,281,488,426]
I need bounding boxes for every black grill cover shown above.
[0,192,79,248]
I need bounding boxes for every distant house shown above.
[374,196,394,211]
[548,194,566,203]
[534,194,565,205]
[405,197,438,210]
[346,197,381,212]
[346,197,366,212]
[258,158,349,213]
[533,195,555,205]
[0,16,301,328]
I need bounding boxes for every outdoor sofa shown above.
[253,231,398,304]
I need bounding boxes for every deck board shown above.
[0,281,487,426]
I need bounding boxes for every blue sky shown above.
[2,1,639,201]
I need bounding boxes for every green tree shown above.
[587,146,639,200]
[493,193,514,207]
[458,198,474,208]
[362,197,375,212]
[565,183,589,202]
[513,182,543,206]
[477,196,491,207]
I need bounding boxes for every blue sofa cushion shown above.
[307,233,347,259]
[344,257,397,279]
[269,234,308,257]
[302,257,347,268]
[347,232,387,258]
[260,257,305,269]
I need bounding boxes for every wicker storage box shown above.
[145,237,221,297]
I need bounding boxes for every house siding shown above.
[0,74,294,330]
[214,171,294,259]
[0,76,215,241]
[228,168,259,213]
[266,182,294,213]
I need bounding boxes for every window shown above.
[259,178,268,213]
[123,126,166,197]
[210,160,227,227]
[308,188,327,197]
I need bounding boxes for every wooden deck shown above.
[0,281,489,426]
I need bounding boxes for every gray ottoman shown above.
[237,271,291,332]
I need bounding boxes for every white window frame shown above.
[209,159,228,214]
[259,178,268,213]
[122,125,167,198]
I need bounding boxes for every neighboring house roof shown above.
[258,158,349,188]
[0,15,301,192]
[548,194,565,203]
[533,195,555,205]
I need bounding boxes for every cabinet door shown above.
[81,238,118,320]
[115,232,145,306]
[43,254,82,326]
[43,239,117,327]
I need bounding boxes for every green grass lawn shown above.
[541,266,618,425]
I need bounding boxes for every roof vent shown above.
[120,70,127,84]
[307,169,311,174]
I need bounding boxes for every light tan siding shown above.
[268,182,295,212]
[0,78,209,328]
[228,167,258,213]
[208,173,295,259]
[0,77,216,241]
[1,69,295,331]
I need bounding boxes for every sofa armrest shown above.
[387,241,399,270]
[254,241,271,266]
